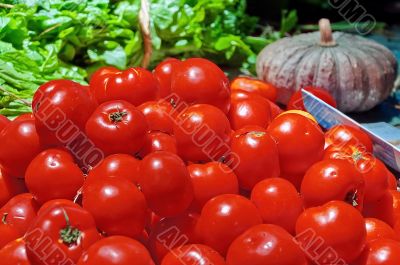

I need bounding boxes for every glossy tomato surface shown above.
[287,86,337,111]
[162,244,226,265]
[153,58,180,98]
[0,239,30,265]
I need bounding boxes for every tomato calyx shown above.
[59,209,81,245]
[345,189,359,207]
[2,212,8,224]
[109,111,128,123]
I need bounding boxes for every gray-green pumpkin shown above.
[256,19,398,112]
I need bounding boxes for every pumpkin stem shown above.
[319,18,337,47]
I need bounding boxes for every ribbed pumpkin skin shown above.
[256,31,397,112]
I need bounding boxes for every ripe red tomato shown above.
[230,127,280,190]
[230,76,278,101]
[0,193,38,235]
[82,177,147,238]
[231,90,283,118]
[0,119,42,178]
[228,96,272,130]
[139,131,177,157]
[37,199,78,216]
[138,151,193,217]
[195,194,262,255]
[388,171,397,190]
[89,66,120,89]
[171,58,230,114]
[390,190,400,221]
[25,149,84,205]
[0,114,10,132]
[85,100,148,156]
[0,239,30,265]
[32,80,97,147]
[365,218,399,242]
[363,191,395,227]
[361,159,390,203]
[227,224,307,265]
[287,86,337,110]
[295,201,366,264]
[77,236,155,265]
[90,67,159,106]
[25,204,101,264]
[300,159,365,209]
[14,113,34,121]
[187,162,239,211]
[354,238,400,265]
[267,113,325,177]
[153,58,180,98]
[137,100,174,134]
[162,244,226,265]
[0,225,20,249]
[251,178,303,234]
[173,104,231,163]
[0,169,27,207]
[325,124,373,153]
[85,154,140,187]
[148,212,199,264]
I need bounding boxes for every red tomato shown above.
[361,159,390,203]
[390,190,400,221]
[14,113,34,121]
[32,80,97,147]
[153,58,180,98]
[0,239,30,265]
[251,178,303,234]
[230,76,278,101]
[354,238,400,265]
[139,131,177,157]
[37,199,78,216]
[227,224,307,265]
[0,114,10,132]
[388,171,398,190]
[0,168,27,207]
[196,194,262,255]
[325,124,373,153]
[187,162,239,211]
[228,96,272,130]
[82,177,147,238]
[0,225,20,249]
[85,154,140,186]
[0,119,42,178]
[295,201,366,264]
[137,100,174,134]
[173,104,231,163]
[363,191,395,227]
[90,67,159,106]
[300,159,365,209]
[267,113,325,177]
[230,127,280,190]
[25,204,101,264]
[287,86,337,110]
[77,236,155,265]
[85,100,148,156]
[171,58,230,114]
[148,212,199,264]
[0,193,38,235]
[162,244,226,265]
[138,151,193,217]
[25,149,84,205]
[89,66,120,89]
[365,218,399,242]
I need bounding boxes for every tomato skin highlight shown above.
[138,100,174,134]
[171,58,230,114]
[226,224,308,265]
[196,194,262,256]
[25,149,84,205]
[230,76,278,101]
[353,238,400,265]
[287,86,337,111]
[162,244,226,265]
[295,201,366,264]
[365,218,399,242]
[267,113,325,177]
[325,124,373,153]
[85,100,149,156]
[139,131,177,157]
[77,236,155,265]
[251,178,303,234]
[153,58,180,99]
[82,177,147,238]
[90,67,159,106]
[300,159,365,210]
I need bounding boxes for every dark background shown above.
[247,0,400,25]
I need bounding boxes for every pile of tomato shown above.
[0,57,399,265]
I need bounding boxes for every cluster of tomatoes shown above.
[0,57,399,265]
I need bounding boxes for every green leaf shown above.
[280,9,298,36]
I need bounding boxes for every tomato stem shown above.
[60,209,81,245]
[2,213,8,224]
[345,190,359,207]
[109,111,128,122]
